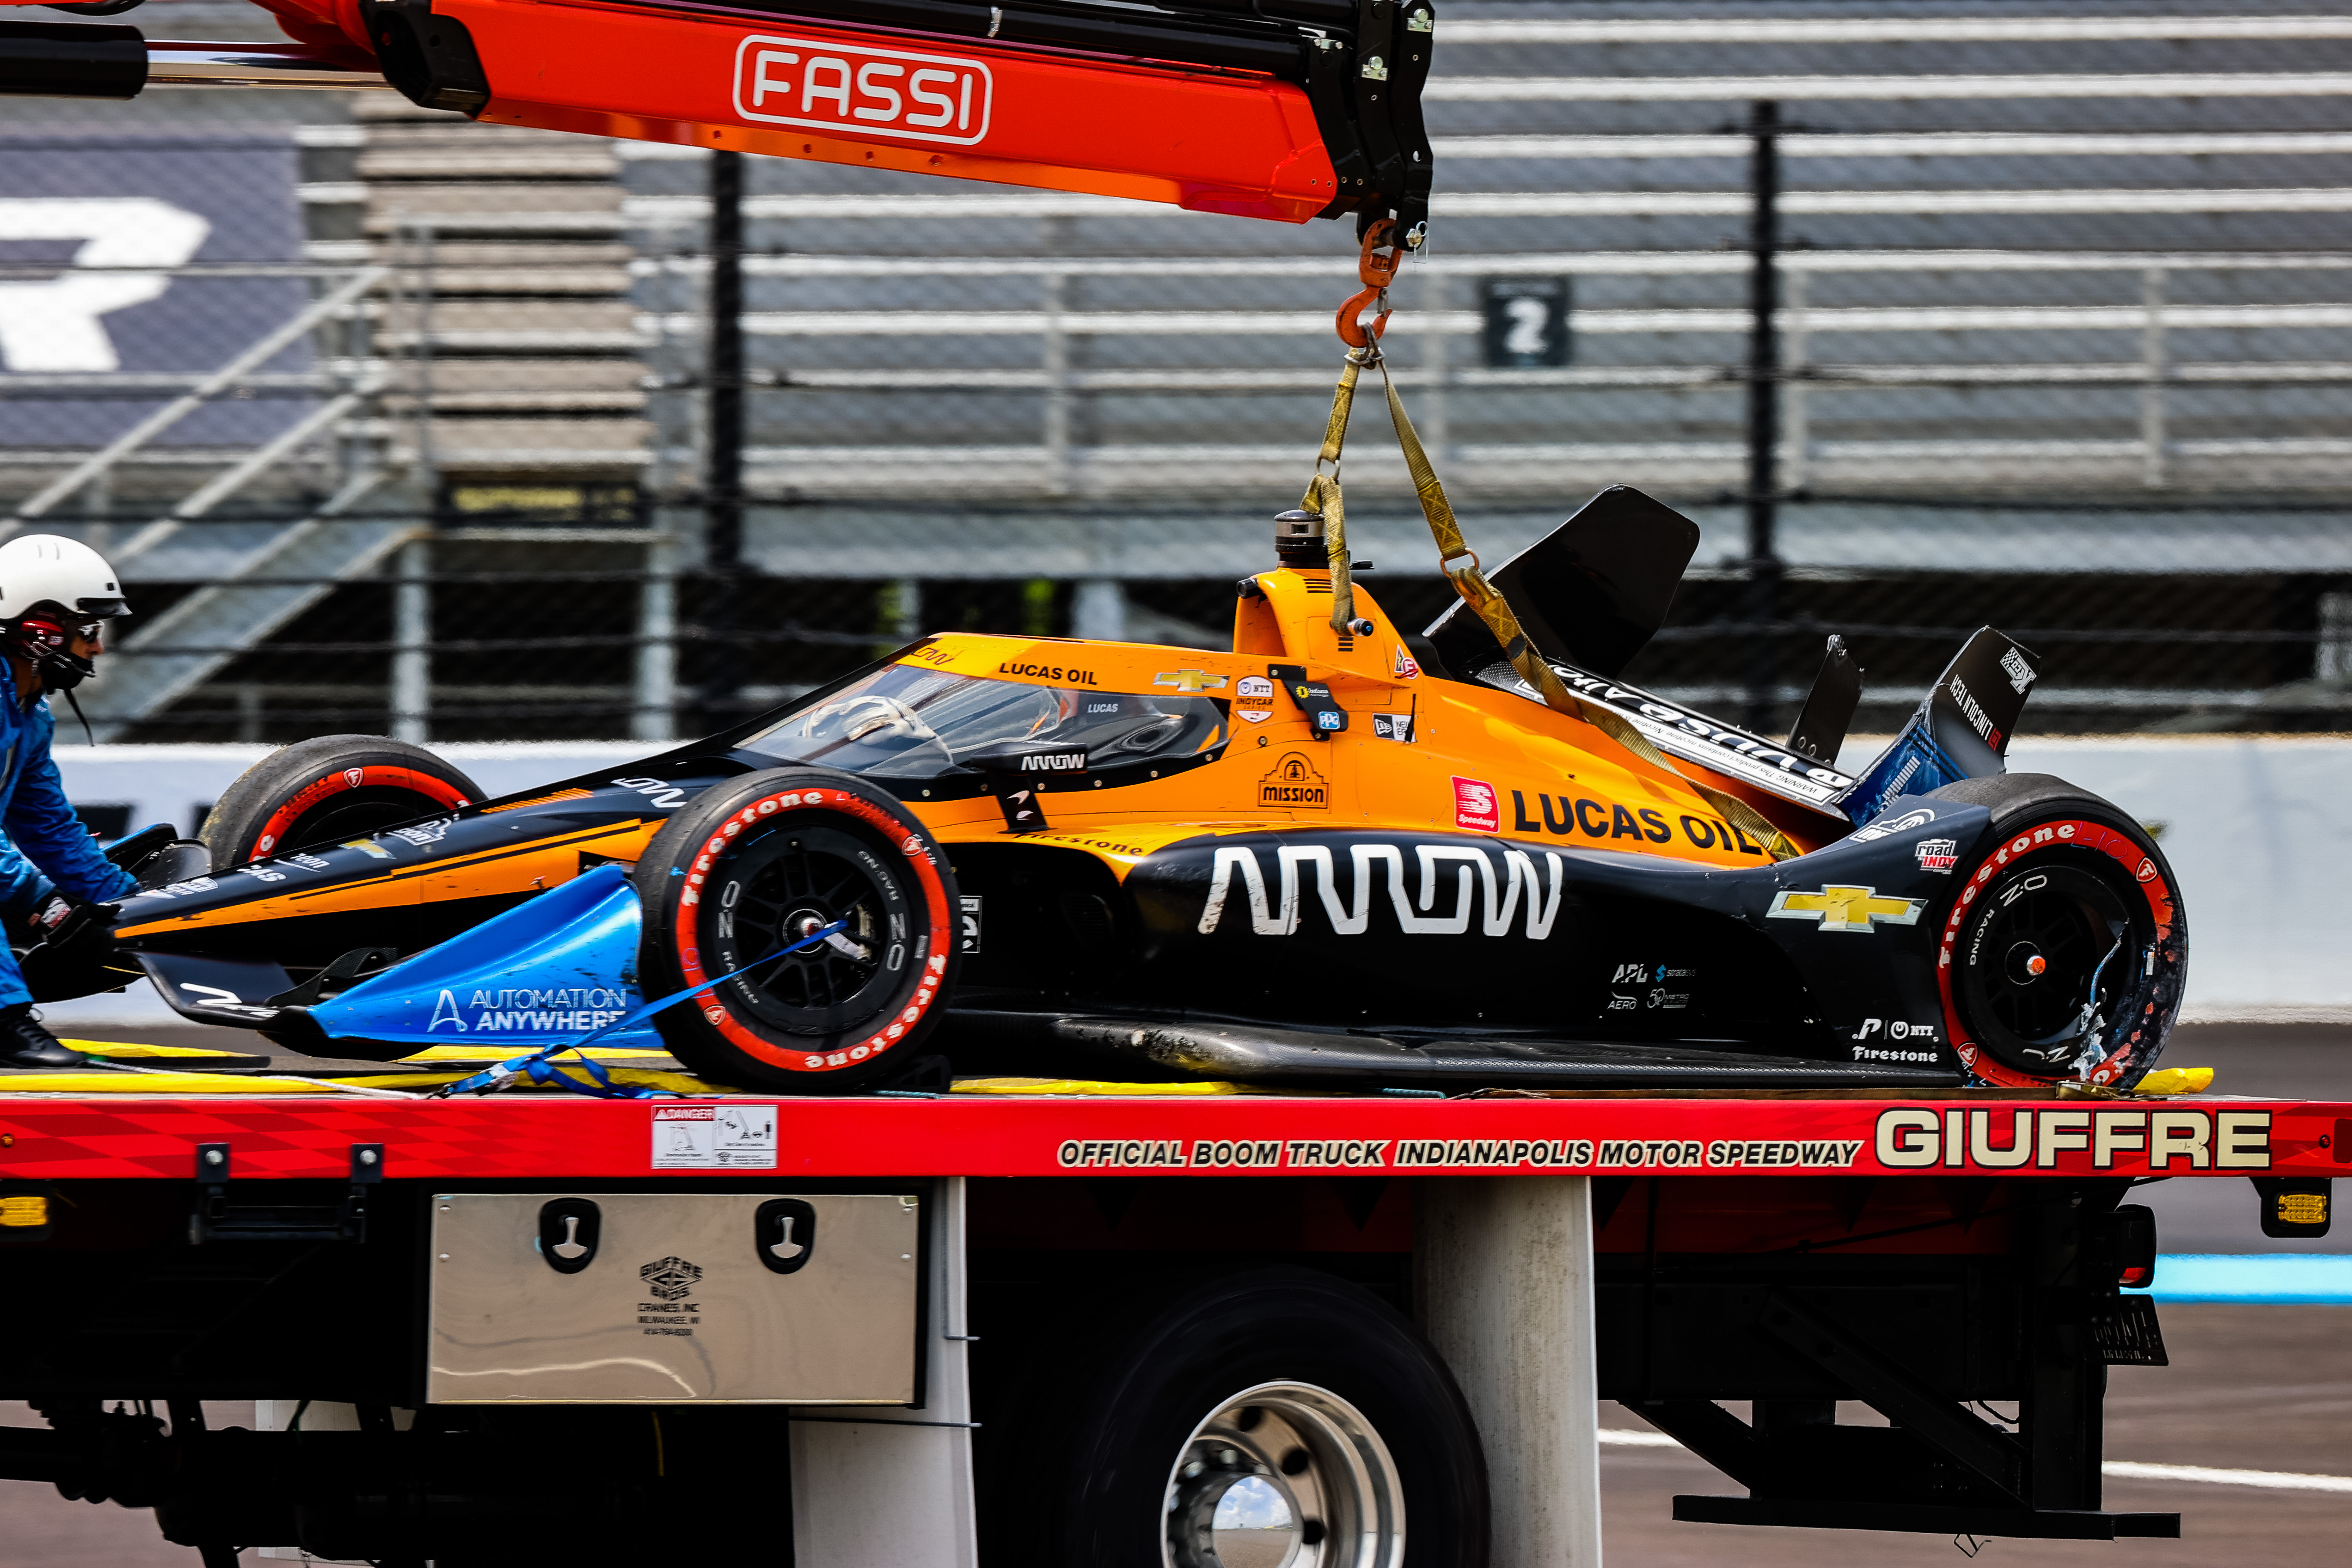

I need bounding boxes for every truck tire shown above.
[202,735,481,868]
[986,1266,1488,1568]
[1923,773,2186,1089]
[632,767,959,1094]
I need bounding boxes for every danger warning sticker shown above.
[652,1103,780,1169]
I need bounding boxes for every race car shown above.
[53,485,2185,1095]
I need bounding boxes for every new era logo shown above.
[733,35,992,146]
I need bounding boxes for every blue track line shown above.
[2127,1254,2352,1305]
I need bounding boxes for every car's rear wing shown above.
[0,0,1435,234]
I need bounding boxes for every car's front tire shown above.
[632,767,959,1093]
[201,735,481,868]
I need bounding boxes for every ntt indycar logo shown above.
[734,35,992,146]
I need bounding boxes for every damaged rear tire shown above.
[1925,773,2185,1089]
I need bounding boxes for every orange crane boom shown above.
[0,0,1433,234]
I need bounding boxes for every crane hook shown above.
[1335,218,1404,349]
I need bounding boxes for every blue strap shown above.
[426,919,851,1100]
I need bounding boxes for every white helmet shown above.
[0,536,128,623]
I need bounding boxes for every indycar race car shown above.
[56,487,2185,1095]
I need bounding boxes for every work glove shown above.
[27,893,116,951]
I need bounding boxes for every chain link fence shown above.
[5,0,2352,744]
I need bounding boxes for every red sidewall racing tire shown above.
[202,735,481,869]
[634,768,960,1094]
[1925,775,2186,1089]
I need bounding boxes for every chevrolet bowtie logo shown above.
[1765,885,1928,933]
[1154,669,1228,694]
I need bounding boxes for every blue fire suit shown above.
[0,689,138,1008]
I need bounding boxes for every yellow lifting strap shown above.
[1304,341,1800,863]
[1299,347,1365,632]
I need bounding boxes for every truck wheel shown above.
[989,1267,1487,1568]
[633,768,959,1094]
[1923,773,2186,1089]
[202,735,481,868]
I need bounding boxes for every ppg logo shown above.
[733,35,992,146]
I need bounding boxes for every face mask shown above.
[9,616,95,692]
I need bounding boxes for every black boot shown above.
[0,1006,84,1069]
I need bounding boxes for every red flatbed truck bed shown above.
[0,1084,2334,1566]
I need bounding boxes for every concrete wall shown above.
[1835,736,2352,1021]
[38,736,2352,1029]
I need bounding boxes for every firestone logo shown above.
[733,35,992,146]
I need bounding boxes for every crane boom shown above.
[0,0,1434,233]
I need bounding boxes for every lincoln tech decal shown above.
[733,36,992,145]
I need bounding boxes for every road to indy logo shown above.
[733,35,992,145]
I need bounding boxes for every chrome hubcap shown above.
[1164,1382,1403,1568]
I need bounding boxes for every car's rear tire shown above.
[632,767,959,1094]
[202,735,481,868]
[982,1267,1487,1568]
[1923,773,2186,1089]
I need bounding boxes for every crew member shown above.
[0,537,139,1068]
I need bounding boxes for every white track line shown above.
[1599,1429,2352,1492]
[2102,1461,2352,1493]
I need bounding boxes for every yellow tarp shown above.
[0,1072,340,1094]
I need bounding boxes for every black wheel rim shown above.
[266,785,455,856]
[1960,860,2141,1071]
[704,821,911,1036]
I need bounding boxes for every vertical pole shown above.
[392,535,430,744]
[1422,266,1450,463]
[1072,579,1127,642]
[413,222,439,501]
[633,533,677,742]
[703,149,747,727]
[1743,100,1783,734]
[1421,1177,1603,1568]
[1042,268,1072,497]
[2141,266,2168,489]
[1781,267,1809,493]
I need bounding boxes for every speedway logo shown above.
[1452,776,1499,832]
[734,35,992,146]
[1199,840,1565,940]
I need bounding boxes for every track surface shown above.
[0,1023,2338,1563]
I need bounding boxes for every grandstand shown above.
[4,1,2351,740]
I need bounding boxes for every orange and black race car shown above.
[50,487,2185,1096]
